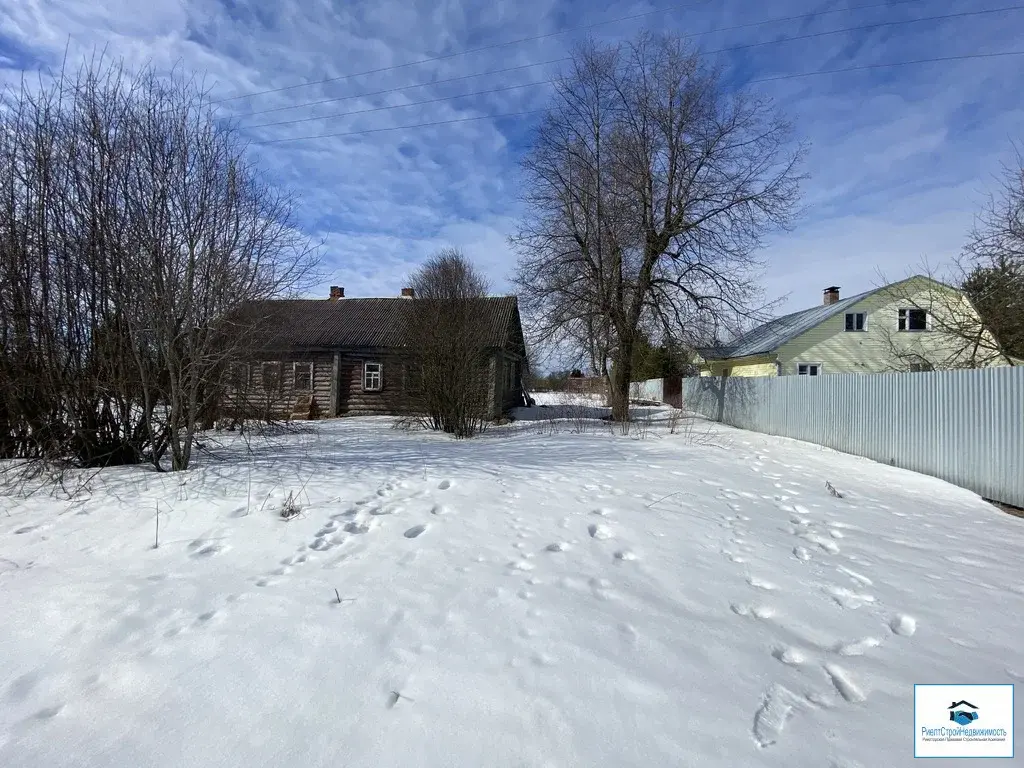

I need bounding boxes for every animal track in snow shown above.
[614,549,637,561]
[792,546,811,562]
[545,542,570,552]
[588,523,613,540]
[753,683,801,748]
[833,637,881,657]
[189,540,228,558]
[824,664,865,702]
[403,524,428,539]
[825,587,876,610]
[747,576,777,591]
[889,614,917,636]
[437,480,452,490]
[430,504,451,516]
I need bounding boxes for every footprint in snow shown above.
[823,664,866,703]
[613,549,637,561]
[731,603,775,619]
[588,524,613,540]
[889,614,917,636]
[403,524,428,539]
[437,480,452,490]
[792,546,811,562]
[772,646,806,666]
[753,683,802,748]
[825,587,875,610]
[545,542,570,552]
[833,637,881,657]
[747,576,777,591]
[344,522,371,535]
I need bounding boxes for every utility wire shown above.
[258,49,1024,145]
[218,0,931,105]
[244,5,1024,131]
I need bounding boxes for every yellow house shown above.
[697,276,1013,378]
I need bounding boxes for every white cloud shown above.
[2,0,1022,333]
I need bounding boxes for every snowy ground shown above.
[1,409,1022,767]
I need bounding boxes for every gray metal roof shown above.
[699,286,885,360]
[231,296,520,351]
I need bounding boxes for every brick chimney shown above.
[400,287,415,299]
[329,285,344,300]
[823,286,840,306]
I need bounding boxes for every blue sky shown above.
[2,0,1023,317]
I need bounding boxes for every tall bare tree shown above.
[961,148,1024,361]
[513,34,803,420]
[0,57,318,473]
[400,248,494,438]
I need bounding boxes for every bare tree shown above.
[0,56,318,475]
[400,248,494,438]
[961,148,1024,361]
[873,273,1011,371]
[513,34,803,421]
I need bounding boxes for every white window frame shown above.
[844,312,866,332]
[363,361,382,391]
[261,361,282,392]
[293,362,313,391]
[898,307,929,332]
[797,363,823,376]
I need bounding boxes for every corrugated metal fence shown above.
[630,378,664,402]
[678,367,1024,508]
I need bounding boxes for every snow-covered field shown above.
[1,409,1022,767]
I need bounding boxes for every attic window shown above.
[363,361,382,391]
[844,312,866,332]
[898,308,928,332]
[797,363,822,376]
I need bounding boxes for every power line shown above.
[218,0,930,106]
[747,49,1024,85]
[257,49,1024,145]
[247,81,548,130]
[259,109,545,144]
[239,58,569,119]
[243,5,1023,132]
[214,0,715,104]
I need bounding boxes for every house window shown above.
[261,362,281,392]
[403,364,422,392]
[229,362,251,390]
[898,308,928,332]
[363,361,382,391]
[797,363,822,376]
[293,362,313,391]
[845,312,866,332]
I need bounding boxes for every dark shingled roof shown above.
[235,296,521,351]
